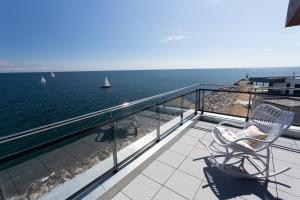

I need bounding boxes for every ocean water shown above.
[0,67,299,136]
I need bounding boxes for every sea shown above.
[0,67,300,137]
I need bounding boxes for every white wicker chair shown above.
[201,104,295,179]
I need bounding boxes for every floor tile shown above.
[194,181,219,200]
[276,188,300,200]
[111,192,131,200]
[122,174,161,200]
[193,121,216,130]
[201,132,213,141]
[165,170,201,200]
[200,162,239,200]
[157,150,186,168]
[274,174,300,198]
[185,128,207,139]
[236,179,278,200]
[187,146,206,159]
[39,148,82,174]
[7,158,52,195]
[196,139,212,149]
[169,141,194,156]
[272,147,300,165]
[63,140,97,163]
[272,157,300,179]
[152,187,187,200]
[178,157,206,180]
[0,170,19,200]
[177,135,199,146]
[142,160,175,185]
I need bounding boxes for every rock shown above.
[28,193,40,200]
[46,176,59,186]
[105,148,110,154]
[40,185,49,193]
[63,177,70,182]
[11,194,28,200]
[60,169,72,179]
[90,156,100,164]
[74,167,83,174]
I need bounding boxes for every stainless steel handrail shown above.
[1,83,299,144]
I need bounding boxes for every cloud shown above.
[161,35,187,43]
[0,59,26,72]
[209,0,221,6]
[0,59,9,66]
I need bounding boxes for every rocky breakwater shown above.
[204,88,239,113]
[203,79,252,114]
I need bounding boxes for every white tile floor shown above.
[111,120,300,200]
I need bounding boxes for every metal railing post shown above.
[246,93,252,121]
[111,120,118,172]
[180,95,184,125]
[197,89,201,112]
[201,90,205,114]
[194,90,199,114]
[156,106,160,142]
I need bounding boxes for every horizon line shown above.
[0,65,300,74]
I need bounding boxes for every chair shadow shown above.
[201,158,283,200]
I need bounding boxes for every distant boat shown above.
[101,76,111,88]
[41,76,46,84]
[51,72,55,78]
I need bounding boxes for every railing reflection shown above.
[0,84,200,200]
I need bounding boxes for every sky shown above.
[0,0,299,72]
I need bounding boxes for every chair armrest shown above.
[218,120,246,129]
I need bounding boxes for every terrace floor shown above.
[111,120,300,200]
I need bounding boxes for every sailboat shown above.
[101,76,111,88]
[51,72,55,78]
[41,76,47,84]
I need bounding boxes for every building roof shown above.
[249,76,286,83]
[286,0,300,27]
[261,98,300,107]
[249,76,300,83]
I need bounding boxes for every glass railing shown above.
[0,84,200,200]
[199,85,300,126]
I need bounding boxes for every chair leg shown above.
[265,147,270,179]
[222,148,229,166]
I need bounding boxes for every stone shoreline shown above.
[203,79,252,116]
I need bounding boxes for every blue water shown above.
[0,67,300,136]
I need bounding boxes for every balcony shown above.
[0,83,300,200]
[108,119,300,200]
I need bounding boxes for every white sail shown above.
[102,76,111,88]
[51,72,55,78]
[41,76,46,84]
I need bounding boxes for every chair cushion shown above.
[214,125,267,151]
[239,125,268,144]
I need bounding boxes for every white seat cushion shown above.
[214,125,267,151]
[239,125,268,145]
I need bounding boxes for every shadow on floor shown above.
[201,158,281,200]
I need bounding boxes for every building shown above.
[249,75,300,95]
[286,0,300,27]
